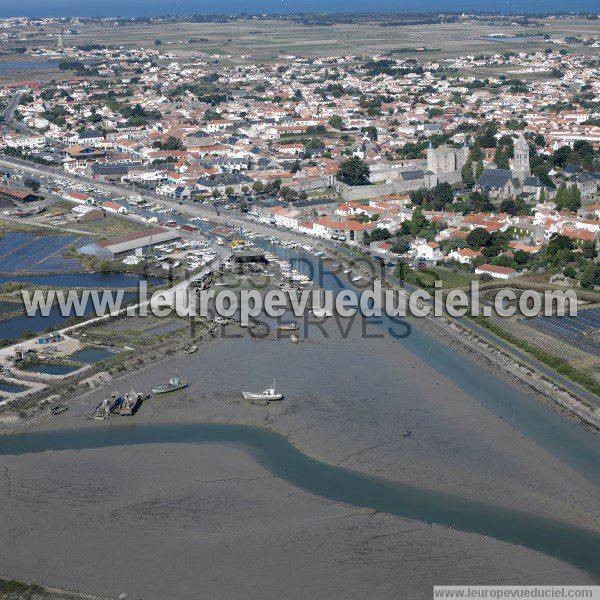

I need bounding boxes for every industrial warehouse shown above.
[78,226,182,260]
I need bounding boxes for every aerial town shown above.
[0,11,598,600]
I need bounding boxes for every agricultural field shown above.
[0,17,599,73]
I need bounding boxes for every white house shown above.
[448,248,481,264]
[268,206,302,230]
[474,264,518,280]
[413,241,443,262]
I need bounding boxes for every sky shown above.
[0,0,598,18]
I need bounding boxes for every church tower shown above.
[426,141,436,173]
[513,135,530,182]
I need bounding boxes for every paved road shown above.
[0,155,328,249]
[1,91,23,126]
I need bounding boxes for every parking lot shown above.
[527,307,600,357]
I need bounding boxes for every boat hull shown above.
[152,383,188,394]
[242,392,284,401]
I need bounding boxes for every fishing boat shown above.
[277,321,299,331]
[351,275,364,282]
[186,345,198,354]
[93,393,121,420]
[290,334,299,343]
[50,404,69,415]
[152,372,188,394]
[118,389,146,416]
[214,316,230,325]
[242,378,284,404]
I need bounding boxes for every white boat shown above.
[242,378,284,404]
[152,373,188,394]
[351,275,364,282]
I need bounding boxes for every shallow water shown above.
[1,421,599,576]
[68,347,115,364]
[0,60,58,74]
[21,363,79,376]
[0,380,28,393]
[254,243,600,486]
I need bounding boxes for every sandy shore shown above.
[1,317,599,598]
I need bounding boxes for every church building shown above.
[475,135,544,200]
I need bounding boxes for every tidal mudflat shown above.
[1,318,598,598]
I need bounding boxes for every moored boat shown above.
[118,389,146,416]
[152,372,188,394]
[242,378,284,404]
[93,393,122,420]
[50,404,69,415]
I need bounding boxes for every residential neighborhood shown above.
[1,16,597,288]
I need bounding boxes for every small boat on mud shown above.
[93,393,122,420]
[50,404,69,415]
[290,334,299,343]
[277,321,299,331]
[118,388,147,416]
[152,372,188,394]
[242,378,284,405]
[186,345,198,354]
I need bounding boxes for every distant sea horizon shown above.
[1,0,599,19]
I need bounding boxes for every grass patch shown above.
[0,578,45,598]
[471,316,600,397]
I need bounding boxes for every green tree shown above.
[494,148,510,170]
[466,227,491,249]
[581,241,597,260]
[432,182,454,208]
[409,208,427,236]
[336,157,370,186]
[475,160,484,180]
[573,140,594,169]
[394,261,407,281]
[555,184,581,212]
[579,262,600,289]
[546,234,574,256]
[328,115,345,129]
[461,160,475,188]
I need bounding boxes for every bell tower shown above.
[513,135,530,182]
